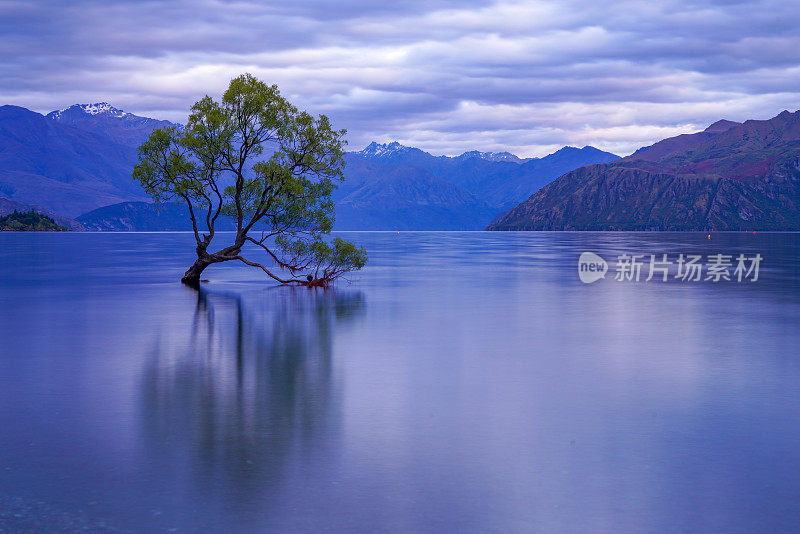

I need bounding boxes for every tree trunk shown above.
[181,257,212,287]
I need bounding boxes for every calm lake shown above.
[1,231,799,533]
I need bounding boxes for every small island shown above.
[0,210,68,231]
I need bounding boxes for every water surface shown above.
[1,231,799,532]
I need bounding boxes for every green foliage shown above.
[133,73,366,284]
[0,210,67,231]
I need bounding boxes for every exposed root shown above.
[295,275,332,288]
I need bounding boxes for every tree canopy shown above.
[0,210,67,231]
[133,74,366,286]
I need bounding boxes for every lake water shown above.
[1,231,799,533]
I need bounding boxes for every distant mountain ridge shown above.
[358,141,533,164]
[455,150,531,163]
[337,142,618,229]
[0,102,618,229]
[77,140,616,231]
[48,102,130,120]
[489,110,800,231]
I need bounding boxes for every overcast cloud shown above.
[1,0,799,156]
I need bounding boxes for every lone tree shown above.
[133,74,366,287]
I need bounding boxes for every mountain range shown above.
[9,101,797,232]
[0,104,156,217]
[489,110,800,231]
[333,142,618,229]
[0,103,618,230]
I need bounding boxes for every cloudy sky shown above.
[2,0,799,157]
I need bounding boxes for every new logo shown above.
[578,252,608,283]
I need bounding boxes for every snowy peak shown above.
[353,141,617,167]
[78,102,128,117]
[456,150,530,163]
[47,102,129,121]
[357,142,530,163]
[358,141,414,158]
[44,102,181,148]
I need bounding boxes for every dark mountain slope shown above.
[76,201,238,231]
[489,110,800,231]
[334,164,496,230]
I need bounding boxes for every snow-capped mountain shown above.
[358,142,531,164]
[47,102,130,120]
[46,102,180,147]
[0,103,183,217]
[0,105,151,217]
[337,141,619,229]
[357,141,414,158]
[455,150,532,164]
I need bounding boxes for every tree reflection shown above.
[139,285,365,504]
